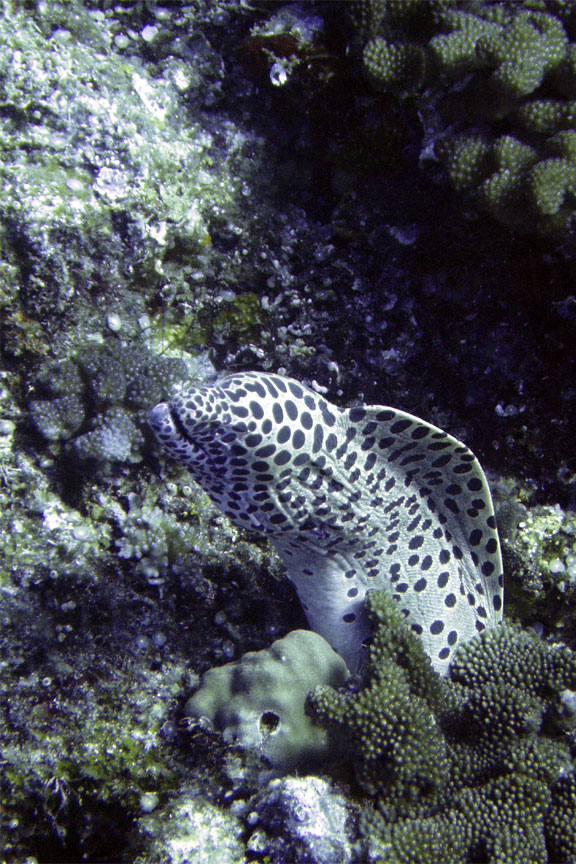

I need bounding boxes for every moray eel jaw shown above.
[149,401,203,462]
[149,380,347,538]
[150,388,242,487]
[150,372,503,675]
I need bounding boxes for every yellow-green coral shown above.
[309,651,449,803]
[363,37,425,94]
[435,135,493,191]
[437,129,576,234]
[372,775,551,864]
[476,11,568,99]
[307,591,451,807]
[546,775,576,862]
[353,0,576,240]
[515,98,576,134]
[429,9,503,79]
[449,619,576,696]
[360,4,570,104]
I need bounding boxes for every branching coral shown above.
[307,589,576,862]
[351,0,576,240]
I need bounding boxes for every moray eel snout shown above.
[149,394,225,469]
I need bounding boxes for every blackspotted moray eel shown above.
[149,372,503,674]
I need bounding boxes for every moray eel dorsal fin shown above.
[149,372,503,674]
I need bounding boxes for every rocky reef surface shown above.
[1,2,575,862]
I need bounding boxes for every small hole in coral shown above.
[259,711,280,735]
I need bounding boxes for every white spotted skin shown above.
[149,372,503,675]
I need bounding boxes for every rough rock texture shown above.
[1,0,576,861]
[246,776,356,864]
[137,790,246,864]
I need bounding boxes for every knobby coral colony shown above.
[29,341,190,463]
[354,0,576,239]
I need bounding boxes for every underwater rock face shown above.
[137,789,246,864]
[150,371,503,674]
[247,776,356,864]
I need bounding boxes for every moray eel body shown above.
[149,372,502,674]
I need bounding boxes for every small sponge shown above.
[184,630,349,771]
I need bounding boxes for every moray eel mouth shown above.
[167,404,192,442]
[149,401,182,444]
[167,403,198,445]
[149,392,235,478]
[149,401,207,460]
